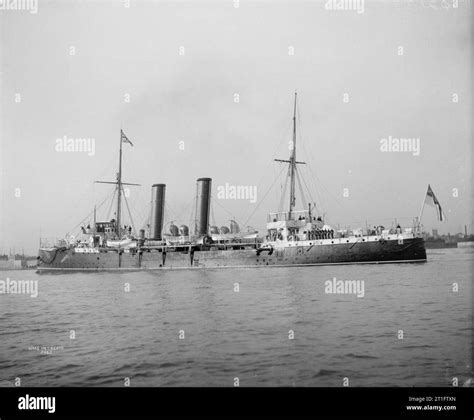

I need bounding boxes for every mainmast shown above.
[275,92,305,219]
[289,92,297,216]
[116,132,123,235]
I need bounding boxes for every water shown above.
[0,248,471,387]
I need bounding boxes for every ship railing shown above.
[267,210,311,223]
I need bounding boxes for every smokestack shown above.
[150,184,166,240]
[194,177,212,236]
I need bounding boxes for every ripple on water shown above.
[0,250,471,387]
[344,353,379,359]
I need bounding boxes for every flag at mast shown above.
[420,184,445,222]
[121,129,134,146]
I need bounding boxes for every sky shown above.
[0,0,472,254]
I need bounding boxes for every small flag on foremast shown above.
[424,184,445,221]
[121,129,134,146]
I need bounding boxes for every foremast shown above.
[95,130,139,237]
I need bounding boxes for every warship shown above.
[37,93,428,271]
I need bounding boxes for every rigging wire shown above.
[278,164,290,213]
[106,187,117,220]
[163,199,180,225]
[125,186,149,230]
[128,191,146,229]
[121,186,137,234]
[96,149,120,183]
[166,195,195,228]
[189,196,195,234]
[239,117,293,226]
[273,158,279,206]
[298,166,320,214]
[212,196,245,228]
[299,168,315,205]
[68,187,116,236]
[242,164,287,228]
[249,118,294,198]
[60,149,119,231]
[295,103,326,213]
[210,199,216,227]
[295,101,325,206]
[295,167,307,210]
[296,96,362,227]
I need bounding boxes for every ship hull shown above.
[37,237,427,272]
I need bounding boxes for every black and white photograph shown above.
[0,0,472,417]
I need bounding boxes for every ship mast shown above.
[289,92,297,216]
[116,132,123,235]
[275,92,305,219]
[95,130,140,238]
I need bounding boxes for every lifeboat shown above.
[106,238,136,248]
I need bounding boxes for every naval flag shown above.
[424,185,445,221]
[121,130,134,146]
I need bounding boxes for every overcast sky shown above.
[0,0,472,254]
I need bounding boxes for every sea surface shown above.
[0,248,472,387]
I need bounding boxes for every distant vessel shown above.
[37,93,428,271]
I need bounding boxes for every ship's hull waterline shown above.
[37,236,427,272]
